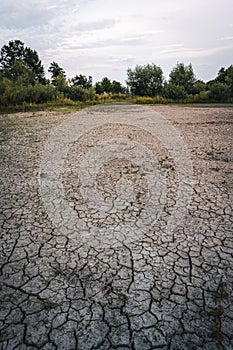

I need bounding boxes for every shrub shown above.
[67,86,95,101]
[193,91,209,102]
[162,82,187,100]
[208,82,231,101]
[132,96,155,104]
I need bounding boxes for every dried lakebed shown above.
[0,104,232,350]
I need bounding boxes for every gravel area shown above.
[0,104,232,350]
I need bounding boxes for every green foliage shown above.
[95,77,112,93]
[169,63,196,94]
[211,65,233,97]
[208,82,230,101]
[129,95,172,104]
[95,82,102,95]
[126,63,163,96]
[216,67,227,83]
[95,77,125,94]
[111,80,126,94]
[162,82,187,100]
[0,40,46,84]
[110,93,128,100]
[193,80,206,94]
[48,62,66,86]
[132,96,155,104]
[192,91,209,102]
[67,86,95,101]
[54,74,68,93]
[40,299,59,309]
[70,74,92,89]
[0,76,57,106]
[225,66,233,96]
[0,39,233,107]
[100,77,112,93]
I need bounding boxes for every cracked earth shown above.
[0,104,232,350]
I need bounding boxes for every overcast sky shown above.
[0,0,233,84]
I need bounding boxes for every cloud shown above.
[219,36,233,41]
[0,0,233,84]
[0,0,80,29]
[71,19,117,32]
[62,30,163,51]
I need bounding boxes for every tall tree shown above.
[95,77,112,94]
[126,64,163,96]
[0,40,46,83]
[111,80,126,94]
[70,74,92,89]
[225,65,233,96]
[100,77,112,93]
[216,67,227,83]
[48,62,66,86]
[169,63,196,94]
[216,65,233,96]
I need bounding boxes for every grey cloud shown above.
[219,36,233,41]
[72,19,117,32]
[68,33,156,50]
[68,38,145,50]
[0,0,80,29]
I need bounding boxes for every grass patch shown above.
[40,299,59,309]
[1,95,233,115]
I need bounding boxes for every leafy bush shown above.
[129,95,172,104]
[67,86,95,102]
[193,91,209,102]
[132,96,155,104]
[208,82,230,101]
[162,82,187,100]
[0,78,57,106]
[193,80,206,94]
[110,93,128,100]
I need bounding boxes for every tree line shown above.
[0,40,232,106]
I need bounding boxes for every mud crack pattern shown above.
[0,105,232,350]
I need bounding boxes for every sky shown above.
[0,0,233,84]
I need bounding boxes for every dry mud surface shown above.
[0,104,232,350]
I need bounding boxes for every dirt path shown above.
[0,104,232,349]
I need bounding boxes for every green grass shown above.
[40,299,59,309]
[1,94,233,115]
[0,100,96,114]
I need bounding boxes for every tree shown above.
[48,62,66,86]
[208,82,230,101]
[225,65,233,96]
[0,40,46,83]
[126,64,163,96]
[193,80,206,94]
[67,86,95,101]
[70,74,92,89]
[162,82,187,100]
[111,80,126,94]
[95,82,102,94]
[100,77,112,93]
[215,65,233,96]
[94,77,126,94]
[216,67,227,83]
[169,63,196,94]
[95,77,112,94]
[9,60,35,85]
[55,74,68,93]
